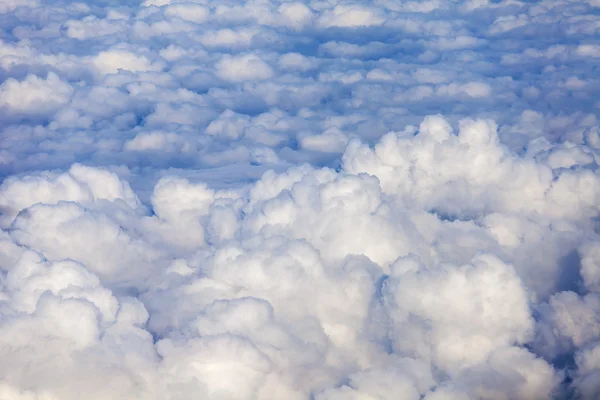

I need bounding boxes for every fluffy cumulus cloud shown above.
[1,0,600,399]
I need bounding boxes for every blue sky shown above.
[1,1,600,399]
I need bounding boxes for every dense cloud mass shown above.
[1,0,600,398]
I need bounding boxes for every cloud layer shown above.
[1,0,600,399]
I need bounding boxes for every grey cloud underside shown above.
[1,0,600,399]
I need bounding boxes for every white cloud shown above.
[278,2,314,30]
[215,53,274,82]
[124,131,185,152]
[0,164,140,221]
[576,44,600,57]
[92,49,164,76]
[299,127,349,153]
[1,0,600,398]
[384,253,535,370]
[64,16,127,40]
[0,0,37,13]
[0,73,73,116]
[197,28,259,49]
[436,82,492,98]
[318,5,384,28]
[164,3,210,23]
